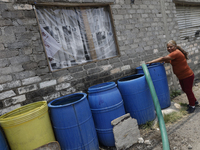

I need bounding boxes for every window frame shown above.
[33,3,120,72]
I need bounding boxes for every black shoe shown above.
[186,106,195,113]
[187,101,199,107]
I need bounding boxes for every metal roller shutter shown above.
[176,5,200,39]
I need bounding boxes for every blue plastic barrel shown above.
[0,128,9,150]
[88,82,125,147]
[48,93,99,150]
[117,74,156,125]
[136,63,171,109]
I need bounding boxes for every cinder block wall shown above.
[0,0,199,115]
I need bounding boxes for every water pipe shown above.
[142,63,170,150]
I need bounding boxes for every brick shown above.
[97,60,109,66]
[110,68,121,74]
[22,47,32,55]
[0,104,21,116]
[17,18,37,25]
[4,95,26,107]
[0,44,4,51]
[121,65,130,71]
[23,62,38,70]
[68,65,83,73]
[0,75,12,84]
[18,84,38,94]
[0,35,15,43]
[99,71,110,78]
[60,87,76,96]
[9,55,30,65]
[14,70,36,80]
[32,53,46,62]
[26,87,55,100]
[0,65,23,75]
[4,26,26,35]
[85,74,99,82]
[0,85,3,92]
[83,63,96,70]
[0,51,19,58]
[43,92,60,102]
[87,67,102,75]
[36,67,49,75]
[57,75,73,83]
[72,71,87,79]
[56,83,71,91]
[39,80,57,89]
[16,32,34,41]
[101,64,112,71]
[0,3,7,12]
[1,80,21,90]
[22,76,41,85]
[0,58,9,67]
[0,19,13,26]
[5,41,31,49]
[0,90,16,100]
[13,4,33,10]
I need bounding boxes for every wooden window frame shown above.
[33,2,120,72]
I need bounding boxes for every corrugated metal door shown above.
[176,5,200,39]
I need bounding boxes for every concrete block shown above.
[9,55,30,65]
[4,95,26,107]
[0,44,4,51]
[60,87,76,96]
[110,67,121,74]
[87,68,102,75]
[0,58,9,67]
[101,64,112,71]
[0,104,21,116]
[14,70,36,80]
[0,75,12,84]
[22,76,42,85]
[56,83,71,91]
[2,80,21,90]
[111,113,140,150]
[12,65,24,73]
[18,84,38,94]
[40,80,57,89]
[43,92,60,102]
[0,90,16,100]
[22,62,38,70]
[13,4,33,10]
[121,65,130,71]
[57,75,73,83]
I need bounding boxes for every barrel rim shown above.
[117,73,144,83]
[0,101,48,126]
[88,82,116,93]
[48,92,87,108]
[136,62,163,70]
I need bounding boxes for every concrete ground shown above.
[100,82,200,150]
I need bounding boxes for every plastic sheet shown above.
[36,7,118,71]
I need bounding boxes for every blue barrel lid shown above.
[88,82,116,93]
[48,93,87,108]
[136,63,163,70]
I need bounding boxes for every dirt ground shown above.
[100,81,200,150]
[130,81,200,150]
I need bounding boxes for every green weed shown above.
[170,90,181,99]
[139,121,154,130]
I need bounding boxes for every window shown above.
[35,5,119,71]
[176,5,200,40]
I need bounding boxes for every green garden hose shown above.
[142,63,170,150]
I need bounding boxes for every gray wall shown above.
[0,0,199,115]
